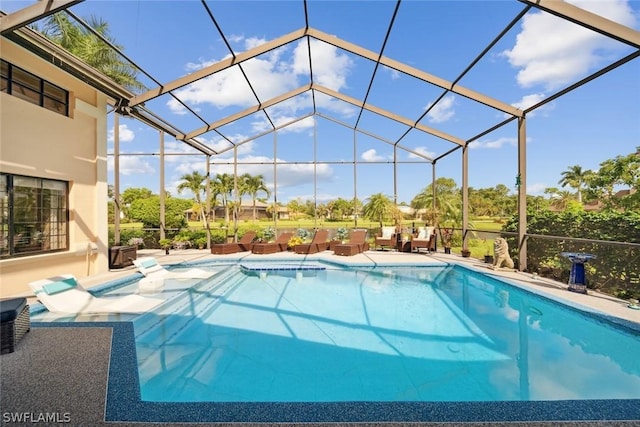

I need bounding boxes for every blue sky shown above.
[4,0,640,204]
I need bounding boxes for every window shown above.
[0,174,69,258]
[0,59,69,116]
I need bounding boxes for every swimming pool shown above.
[30,259,640,423]
[132,262,640,402]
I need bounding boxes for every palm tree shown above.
[241,174,270,221]
[558,165,592,203]
[549,190,576,211]
[38,13,145,93]
[410,178,460,225]
[176,171,211,247]
[362,193,393,229]
[211,173,234,226]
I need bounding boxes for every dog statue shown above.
[493,237,514,269]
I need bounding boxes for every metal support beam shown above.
[517,117,527,271]
[113,114,120,246]
[0,0,83,34]
[520,0,640,48]
[462,145,469,250]
[159,131,166,241]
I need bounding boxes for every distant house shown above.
[185,201,289,222]
[550,188,636,212]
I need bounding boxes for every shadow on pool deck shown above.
[3,248,639,426]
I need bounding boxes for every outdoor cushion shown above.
[141,258,158,269]
[41,277,78,295]
[381,227,394,238]
[416,228,427,239]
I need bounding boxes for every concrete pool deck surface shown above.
[2,248,639,426]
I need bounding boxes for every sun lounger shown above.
[334,229,369,256]
[133,257,213,279]
[29,274,164,314]
[294,229,330,254]
[210,231,257,254]
[251,232,294,254]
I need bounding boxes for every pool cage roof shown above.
[2,0,639,268]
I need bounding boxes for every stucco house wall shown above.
[0,37,109,297]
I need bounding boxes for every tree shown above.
[287,199,305,220]
[327,198,351,220]
[241,174,270,221]
[558,165,592,203]
[128,195,189,230]
[119,187,152,220]
[585,147,640,210]
[211,173,234,226]
[362,193,393,228]
[549,190,576,211]
[176,171,211,247]
[38,13,145,92]
[410,178,460,225]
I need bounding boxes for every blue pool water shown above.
[128,262,640,404]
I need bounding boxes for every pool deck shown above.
[3,248,639,427]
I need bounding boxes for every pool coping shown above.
[29,257,640,424]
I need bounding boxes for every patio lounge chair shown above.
[294,229,330,254]
[411,226,436,253]
[251,232,294,254]
[333,229,370,256]
[375,226,396,250]
[133,257,213,279]
[210,231,257,254]
[29,274,164,314]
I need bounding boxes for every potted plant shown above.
[172,236,191,250]
[440,227,453,254]
[260,226,276,243]
[461,248,471,257]
[484,239,493,264]
[195,237,207,250]
[287,235,304,250]
[127,237,145,249]
[297,228,312,242]
[335,227,349,243]
[159,238,172,255]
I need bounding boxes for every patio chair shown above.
[333,229,370,256]
[294,229,330,254]
[251,232,294,254]
[411,226,436,253]
[210,231,257,255]
[29,274,164,314]
[133,257,213,279]
[375,226,396,250]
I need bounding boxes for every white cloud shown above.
[107,155,154,176]
[510,93,556,117]
[168,37,355,122]
[502,0,636,90]
[107,124,135,143]
[469,137,518,149]
[408,146,436,160]
[382,65,401,80]
[205,155,334,191]
[361,148,387,162]
[527,182,548,195]
[426,95,455,123]
[292,38,353,91]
